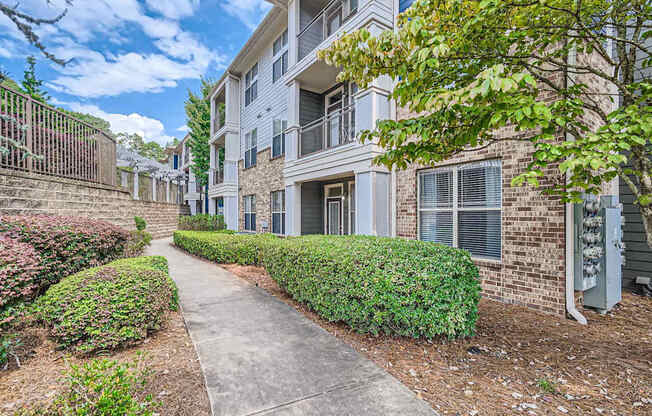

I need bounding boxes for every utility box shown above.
[574,195,624,314]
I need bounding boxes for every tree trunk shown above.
[641,204,652,250]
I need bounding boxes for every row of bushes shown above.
[173,231,481,338]
[178,214,226,231]
[32,256,177,354]
[0,215,131,307]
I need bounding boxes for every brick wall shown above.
[394,125,568,316]
[238,148,285,233]
[0,168,187,239]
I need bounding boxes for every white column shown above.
[121,171,128,187]
[208,197,216,215]
[286,80,301,162]
[285,182,301,236]
[166,179,171,203]
[152,177,157,202]
[288,0,299,68]
[355,171,391,236]
[133,170,140,200]
[224,195,239,231]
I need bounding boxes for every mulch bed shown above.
[224,263,652,416]
[0,311,211,416]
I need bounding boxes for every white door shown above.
[327,199,342,235]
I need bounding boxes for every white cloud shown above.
[65,102,177,146]
[144,0,200,19]
[177,125,190,132]
[222,0,271,30]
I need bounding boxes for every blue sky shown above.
[0,0,271,145]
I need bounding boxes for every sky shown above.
[0,0,271,146]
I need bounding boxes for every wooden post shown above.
[25,96,33,171]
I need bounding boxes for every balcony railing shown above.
[299,105,356,158]
[183,149,189,165]
[298,0,357,61]
[212,167,224,186]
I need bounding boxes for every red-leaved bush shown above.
[0,215,130,305]
[0,234,43,307]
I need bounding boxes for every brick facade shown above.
[0,168,188,239]
[394,123,568,315]
[238,148,285,233]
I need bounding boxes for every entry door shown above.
[327,198,342,235]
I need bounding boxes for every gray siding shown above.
[301,182,323,234]
[620,176,652,286]
[299,89,324,126]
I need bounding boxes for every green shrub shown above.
[33,256,177,354]
[178,214,226,231]
[173,231,278,265]
[1,334,22,370]
[174,232,481,339]
[123,230,153,258]
[0,234,44,308]
[134,216,147,231]
[18,356,158,415]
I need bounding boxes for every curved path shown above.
[147,238,437,416]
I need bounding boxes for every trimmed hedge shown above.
[173,231,277,265]
[173,231,481,338]
[178,214,226,231]
[33,256,178,354]
[0,215,131,301]
[0,235,43,307]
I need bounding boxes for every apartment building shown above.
[177,134,203,215]
[207,0,616,316]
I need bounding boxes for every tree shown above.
[116,132,166,161]
[0,1,72,65]
[184,77,216,189]
[320,0,652,247]
[22,56,49,102]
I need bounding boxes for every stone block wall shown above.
[238,148,285,233]
[0,168,187,239]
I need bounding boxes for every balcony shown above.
[212,167,224,186]
[299,104,356,158]
[298,0,358,61]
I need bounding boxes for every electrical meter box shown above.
[574,195,624,313]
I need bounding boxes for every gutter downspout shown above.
[565,39,587,325]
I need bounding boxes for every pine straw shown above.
[0,311,210,416]
[224,264,652,416]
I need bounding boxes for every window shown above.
[244,129,257,168]
[244,195,256,231]
[272,30,288,83]
[272,119,287,158]
[418,160,501,260]
[271,190,285,235]
[245,63,258,106]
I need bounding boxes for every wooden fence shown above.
[0,85,116,186]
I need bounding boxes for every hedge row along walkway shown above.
[146,238,437,416]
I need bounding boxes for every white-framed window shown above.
[244,128,257,168]
[272,30,288,83]
[418,159,502,260]
[245,63,258,106]
[271,190,285,235]
[244,194,256,231]
[272,119,287,158]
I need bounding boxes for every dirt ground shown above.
[224,264,652,416]
[0,311,211,416]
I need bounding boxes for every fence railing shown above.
[0,85,116,186]
[299,104,356,158]
[212,166,224,186]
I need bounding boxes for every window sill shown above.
[472,257,502,268]
[270,153,285,161]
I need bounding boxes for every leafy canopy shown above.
[320,0,652,246]
[184,77,216,188]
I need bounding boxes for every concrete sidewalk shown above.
[147,238,436,416]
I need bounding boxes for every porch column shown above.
[286,80,301,162]
[288,0,299,68]
[152,177,157,202]
[121,171,128,188]
[355,171,391,236]
[133,170,140,200]
[224,195,238,231]
[285,182,301,236]
[166,179,171,203]
[208,197,216,215]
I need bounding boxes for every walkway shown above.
[147,238,437,416]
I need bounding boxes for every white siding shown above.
[240,25,290,160]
